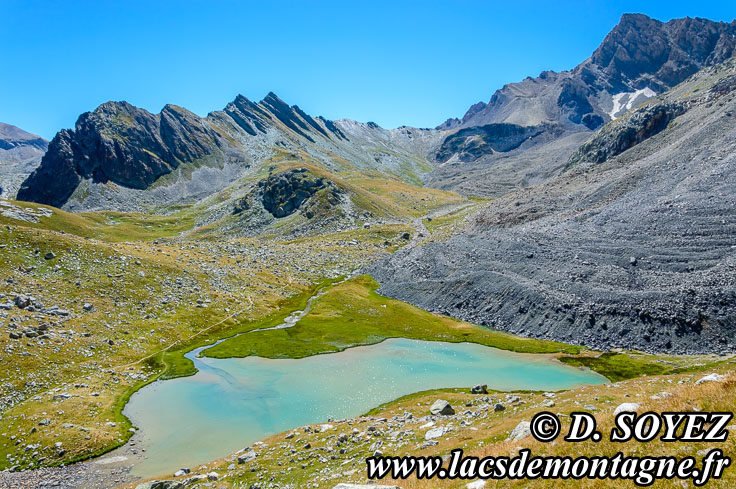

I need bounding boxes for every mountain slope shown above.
[429,14,736,198]
[17,93,446,214]
[371,57,736,354]
[0,123,47,198]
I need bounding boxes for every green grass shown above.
[152,277,337,380]
[204,275,581,360]
[559,351,728,382]
[2,199,199,242]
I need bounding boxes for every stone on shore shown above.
[429,399,455,416]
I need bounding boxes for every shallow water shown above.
[123,338,605,477]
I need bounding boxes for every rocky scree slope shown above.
[0,123,47,198]
[370,59,736,354]
[17,93,445,213]
[429,14,736,198]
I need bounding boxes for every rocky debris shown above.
[429,399,455,416]
[0,458,136,489]
[614,402,641,415]
[471,384,488,394]
[507,421,531,441]
[695,373,726,385]
[0,200,53,223]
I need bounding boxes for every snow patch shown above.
[609,87,657,120]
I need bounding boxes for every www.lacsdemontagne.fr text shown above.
[366,448,730,486]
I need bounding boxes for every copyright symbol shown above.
[531,412,560,442]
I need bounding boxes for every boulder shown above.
[425,427,447,440]
[695,373,726,385]
[613,402,640,415]
[507,421,531,441]
[237,450,257,464]
[14,295,31,309]
[429,399,455,416]
[135,482,183,489]
[470,384,488,394]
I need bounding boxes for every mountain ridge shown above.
[439,13,736,131]
[0,123,48,198]
[17,92,444,212]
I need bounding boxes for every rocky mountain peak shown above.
[588,14,736,92]
[16,90,355,208]
[442,14,736,131]
[16,100,225,207]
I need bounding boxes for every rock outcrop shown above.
[257,168,341,219]
[17,102,227,207]
[435,123,564,163]
[566,100,687,167]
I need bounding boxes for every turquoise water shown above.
[123,338,605,477]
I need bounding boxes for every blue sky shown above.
[1,1,734,139]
